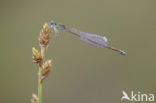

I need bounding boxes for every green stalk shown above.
[38,67,42,103]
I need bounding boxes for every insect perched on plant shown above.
[50,20,126,55]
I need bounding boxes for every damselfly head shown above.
[49,20,59,34]
[50,20,56,26]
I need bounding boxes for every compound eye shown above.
[50,20,56,25]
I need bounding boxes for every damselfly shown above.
[50,20,126,55]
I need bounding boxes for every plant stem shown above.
[38,67,42,103]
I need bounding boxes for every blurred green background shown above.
[0,0,156,103]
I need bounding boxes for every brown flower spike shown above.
[41,60,52,82]
[32,47,42,64]
[39,22,51,47]
[31,94,38,103]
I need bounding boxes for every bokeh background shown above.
[0,0,156,103]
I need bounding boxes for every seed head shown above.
[32,47,42,64]
[42,60,52,76]
[31,94,38,103]
[41,60,52,82]
[39,22,51,47]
